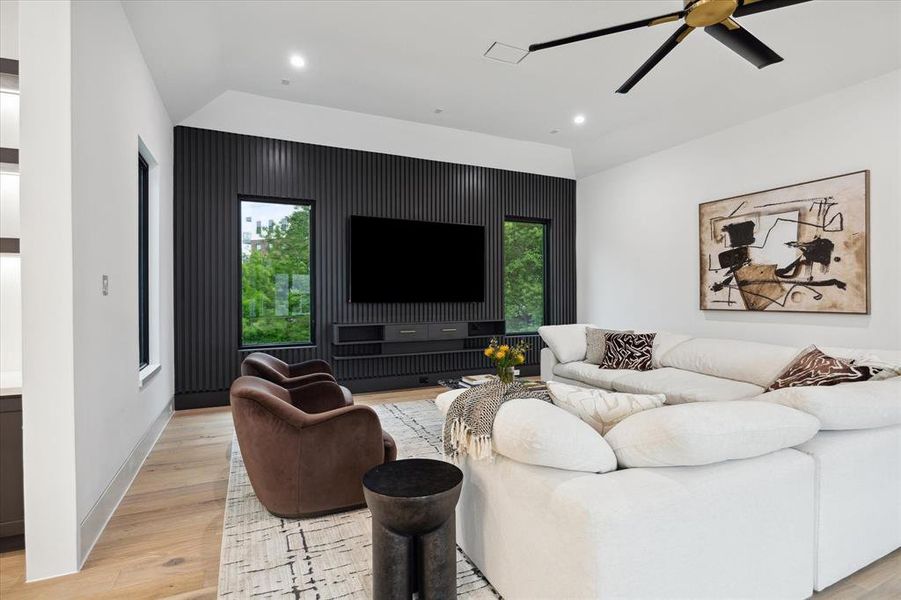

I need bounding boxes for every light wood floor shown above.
[0,386,897,599]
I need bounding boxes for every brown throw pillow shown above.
[599,332,656,371]
[767,346,876,391]
[585,327,633,365]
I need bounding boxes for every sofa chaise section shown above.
[455,449,816,599]
[537,325,901,595]
[795,425,901,590]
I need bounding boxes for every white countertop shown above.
[0,371,22,396]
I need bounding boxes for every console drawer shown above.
[428,322,468,340]
[384,324,428,342]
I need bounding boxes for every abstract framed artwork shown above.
[699,170,869,314]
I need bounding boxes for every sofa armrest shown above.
[541,347,559,382]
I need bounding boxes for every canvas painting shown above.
[699,171,869,313]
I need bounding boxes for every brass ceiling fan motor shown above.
[683,0,740,28]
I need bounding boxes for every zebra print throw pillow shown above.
[599,332,656,371]
[767,346,876,392]
[585,327,633,365]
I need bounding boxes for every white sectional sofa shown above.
[441,326,900,599]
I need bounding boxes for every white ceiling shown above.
[123,1,901,177]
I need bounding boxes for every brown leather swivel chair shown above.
[241,353,354,406]
[230,376,396,518]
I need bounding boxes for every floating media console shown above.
[332,320,506,360]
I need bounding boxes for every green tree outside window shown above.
[504,220,546,333]
[241,201,312,345]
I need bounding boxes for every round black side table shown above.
[363,458,464,600]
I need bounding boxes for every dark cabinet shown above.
[0,394,24,551]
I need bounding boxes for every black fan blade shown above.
[529,10,684,52]
[706,20,783,68]
[734,0,813,18]
[616,24,694,94]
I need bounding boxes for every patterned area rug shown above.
[218,399,500,599]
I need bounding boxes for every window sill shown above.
[239,343,317,353]
[139,363,161,388]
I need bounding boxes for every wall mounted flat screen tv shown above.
[349,216,485,302]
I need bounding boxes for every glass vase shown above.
[496,365,514,384]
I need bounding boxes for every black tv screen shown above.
[349,216,485,302]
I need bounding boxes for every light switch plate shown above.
[102,274,109,296]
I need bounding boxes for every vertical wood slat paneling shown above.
[174,126,576,406]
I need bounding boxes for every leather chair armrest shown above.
[301,405,387,462]
[289,359,334,378]
[287,380,351,414]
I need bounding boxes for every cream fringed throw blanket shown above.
[443,380,551,462]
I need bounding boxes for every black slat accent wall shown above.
[174,126,576,408]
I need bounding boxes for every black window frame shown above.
[238,195,317,350]
[502,217,550,335]
[138,154,150,369]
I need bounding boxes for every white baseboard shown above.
[78,399,173,566]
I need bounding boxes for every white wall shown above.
[0,0,18,59]
[577,70,901,351]
[19,0,79,580]
[181,90,575,179]
[70,0,174,561]
[20,0,175,579]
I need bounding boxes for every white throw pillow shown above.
[547,381,664,435]
[492,398,618,473]
[755,378,901,430]
[604,401,820,468]
[538,323,595,364]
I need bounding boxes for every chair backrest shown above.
[241,352,291,383]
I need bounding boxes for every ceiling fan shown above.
[528,0,812,93]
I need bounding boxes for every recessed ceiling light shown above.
[573,114,586,125]
[289,54,306,69]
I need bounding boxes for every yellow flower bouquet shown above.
[483,338,529,384]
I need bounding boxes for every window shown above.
[241,198,313,346]
[504,219,547,334]
[138,155,149,368]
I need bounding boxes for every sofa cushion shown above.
[492,398,618,473]
[599,332,656,371]
[820,346,901,365]
[650,331,693,368]
[756,378,901,430]
[612,367,763,404]
[605,401,820,468]
[552,361,638,389]
[767,346,876,391]
[660,337,798,388]
[548,381,664,435]
[538,323,594,364]
[434,391,618,473]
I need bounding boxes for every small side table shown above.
[363,458,464,600]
